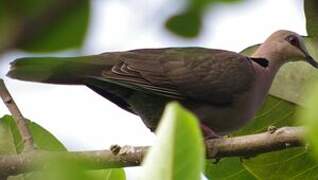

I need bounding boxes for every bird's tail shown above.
[7,55,108,84]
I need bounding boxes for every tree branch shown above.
[0,127,304,176]
[0,79,35,152]
[206,126,304,158]
[0,79,306,177]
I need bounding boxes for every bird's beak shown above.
[299,46,318,68]
[305,55,318,68]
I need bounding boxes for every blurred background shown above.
[0,0,306,179]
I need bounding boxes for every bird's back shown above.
[97,47,256,105]
[8,47,257,133]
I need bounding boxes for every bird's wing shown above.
[94,47,256,105]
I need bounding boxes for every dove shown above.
[7,30,318,138]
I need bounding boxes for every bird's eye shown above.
[285,35,300,47]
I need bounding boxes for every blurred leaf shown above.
[166,10,202,38]
[88,169,126,180]
[29,161,97,180]
[0,0,90,52]
[305,0,318,38]
[165,0,243,38]
[140,102,205,180]
[298,82,318,160]
[0,0,20,52]
[240,37,318,106]
[206,96,318,179]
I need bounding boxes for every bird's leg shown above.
[200,123,221,163]
[200,123,221,140]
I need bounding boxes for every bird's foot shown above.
[212,158,221,164]
[110,144,121,155]
[240,154,257,161]
[200,123,221,158]
[200,123,221,140]
[267,125,277,134]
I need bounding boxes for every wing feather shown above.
[97,47,255,105]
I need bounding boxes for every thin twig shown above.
[0,79,35,152]
[0,126,305,176]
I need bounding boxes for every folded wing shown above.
[94,47,256,105]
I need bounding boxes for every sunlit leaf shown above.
[140,102,205,180]
[89,169,126,180]
[205,158,256,180]
[206,96,318,179]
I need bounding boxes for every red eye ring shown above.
[286,35,299,47]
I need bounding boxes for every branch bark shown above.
[0,79,35,152]
[0,127,304,176]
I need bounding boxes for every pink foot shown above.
[200,123,221,140]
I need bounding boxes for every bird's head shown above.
[261,30,318,68]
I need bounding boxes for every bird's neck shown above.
[249,44,286,104]
[252,44,286,78]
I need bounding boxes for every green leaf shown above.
[205,158,256,180]
[166,10,202,38]
[0,0,90,52]
[89,169,126,180]
[236,96,318,179]
[243,147,317,180]
[165,0,243,38]
[0,116,126,180]
[298,82,318,160]
[28,162,126,180]
[206,96,318,179]
[305,0,318,38]
[140,102,205,180]
[0,115,66,179]
[0,115,66,153]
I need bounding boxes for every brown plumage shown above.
[7,30,318,138]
